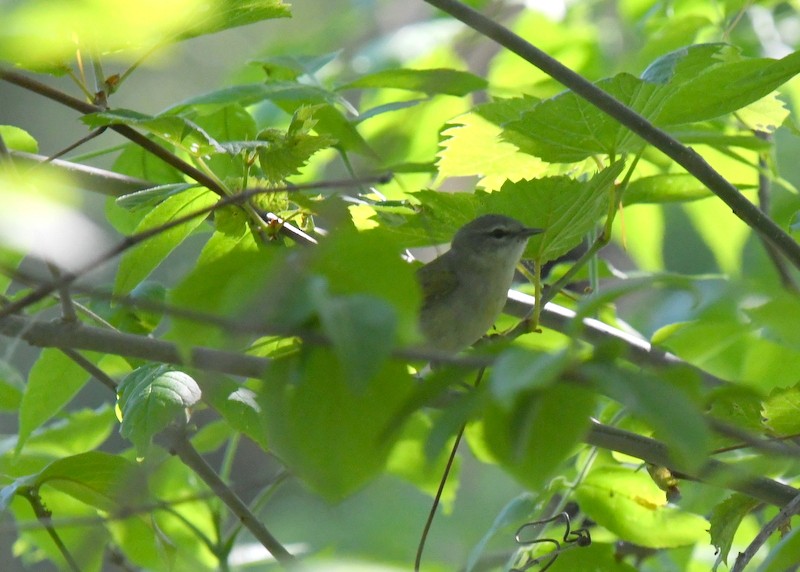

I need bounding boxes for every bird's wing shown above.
[416,258,460,311]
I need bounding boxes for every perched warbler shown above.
[417,214,544,352]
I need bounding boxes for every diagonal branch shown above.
[423,0,800,270]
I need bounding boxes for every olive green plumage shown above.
[417,214,543,352]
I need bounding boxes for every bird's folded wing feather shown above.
[417,259,459,311]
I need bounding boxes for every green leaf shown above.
[503,75,654,162]
[761,526,800,572]
[0,125,38,153]
[437,98,547,190]
[167,82,336,114]
[117,184,200,212]
[0,359,24,411]
[583,362,710,470]
[18,349,91,452]
[251,51,341,81]
[339,68,487,97]
[492,162,624,264]
[202,378,268,450]
[623,173,715,204]
[654,319,800,391]
[483,383,595,491]
[117,365,201,454]
[310,224,421,346]
[255,105,337,181]
[762,383,800,435]
[386,412,460,509]
[653,46,800,126]
[0,451,147,513]
[114,186,216,295]
[575,466,709,548]
[25,405,117,457]
[709,494,759,566]
[465,493,540,572]
[489,348,570,406]
[112,142,185,186]
[168,229,284,348]
[83,109,225,156]
[384,162,620,259]
[259,347,413,499]
[38,452,149,511]
[180,0,290,39]
[310,280,398,393]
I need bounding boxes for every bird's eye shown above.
[489,228,507,239]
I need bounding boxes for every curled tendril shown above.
[510,512,591,571]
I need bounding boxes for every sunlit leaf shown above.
[114,187,216,296]
[117,365,201,454]
[576,466,709,548]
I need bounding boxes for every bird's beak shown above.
[522,227,545,238]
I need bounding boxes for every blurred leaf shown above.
[310,224,421,346]
[1,1,289,69]
[181,0,290,38]
[310,280,398,392]
[90,280,167,335]
[761,526,800,572]
[114,187,216,296]
[202,378,268,450]
[37,452,148,510]
[583,362,710,470]
[709,494,759,566]
[576,466,709,548]
[386,412,459,510]
[18,349,92,452]
[489,348,570,406]
[0,451,147,513]
[744,292,800,350]
[623,174,715,204]
[339,68,487,97]
[0,125,38,153]
[0,359,24,411]
[251,51,341,81]
[168,82,336,114]
[25,405,116,457]
[259,347,413,500]
[654,319,800,390]
[465,493,539,572]
[484,384,595,491]
[117,365,201,454]
[168,229,285,348]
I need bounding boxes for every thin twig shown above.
[0,174,388,320]
[423,0,800,269]
[59,347,118,393]
[47,264,77,322]
[158,426,295,567]
[732,490,800,572]
[415,368,486,571]
[586,421,800,508]
[754,132,799,291]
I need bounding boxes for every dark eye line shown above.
[489,228,507,238]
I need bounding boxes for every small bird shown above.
[417,214,544,352]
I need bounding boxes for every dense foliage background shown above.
[2,0,800,570]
